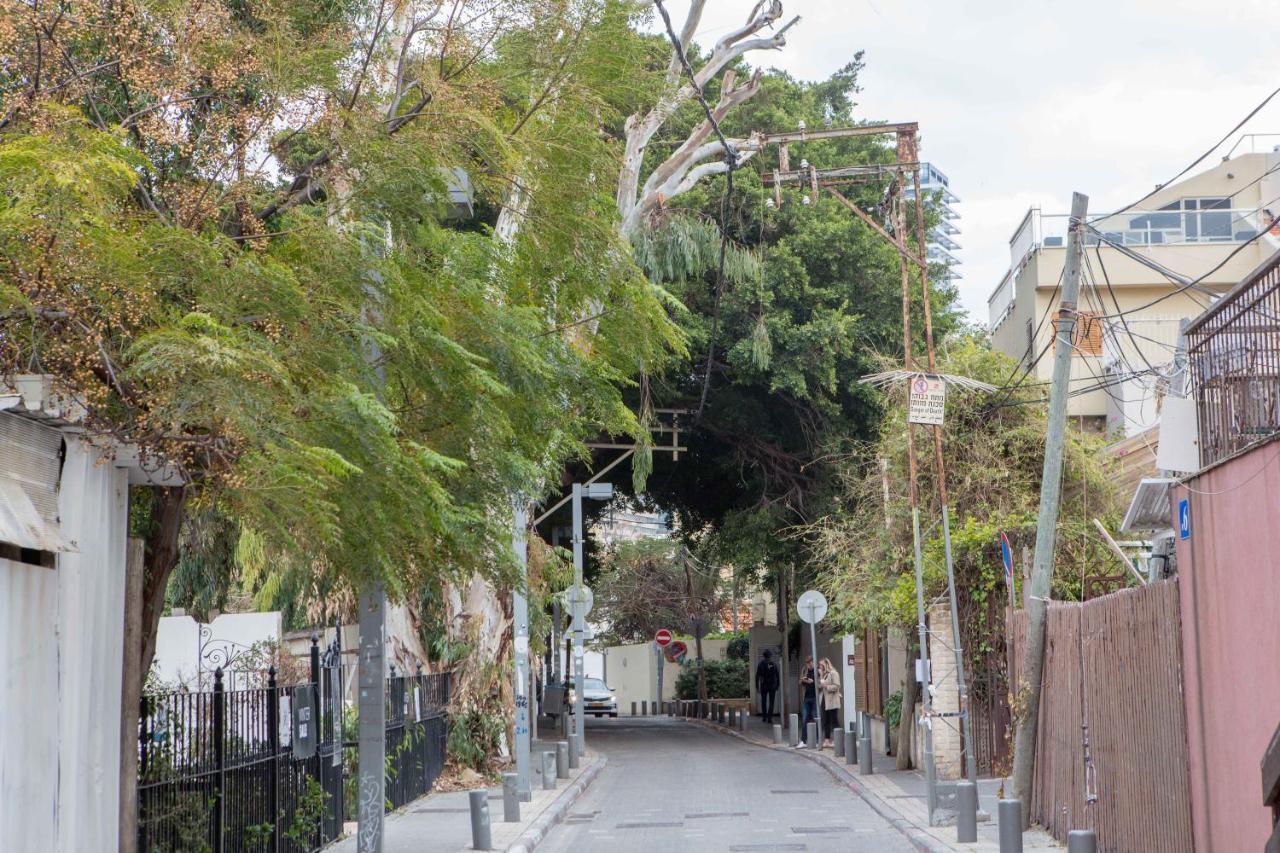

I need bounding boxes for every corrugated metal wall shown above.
[1009,581,1192,852]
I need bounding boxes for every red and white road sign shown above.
[654,628,673,647]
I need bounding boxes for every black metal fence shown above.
[138,638,450,852]
[1188,250,1280,467]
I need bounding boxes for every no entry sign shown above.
[654,628,673,647]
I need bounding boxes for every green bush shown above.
[884,689,903,731]
[725,634,749,661]
[675,658,749,699]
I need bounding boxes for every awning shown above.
[0,475,73,552]
[1120,477,1176,534]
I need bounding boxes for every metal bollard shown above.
[834,727,845,757]
[631,701,636,717]
[773,723,783,744]
[501,773,520,823]
[567,734,580,770]
[806,721,817,748]
[469,789,492,850]
[729,708,736,728]
[845,728,857,765]
[541,751,556,789]
[858,730,872,773]
[998,799,1024,853]
[788,713,799,746]
[738,709,746,731]
[641,700,647,716]
[555,741,569,779]
[956,780,978,843]
[1066,830,1097,853]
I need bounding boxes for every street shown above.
[539,717,914,853]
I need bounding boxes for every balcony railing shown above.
[1034,207,1267,249]
[1187,249,1280,467]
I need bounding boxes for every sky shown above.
[658,0,1280,323]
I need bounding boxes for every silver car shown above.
[571,677,618,717]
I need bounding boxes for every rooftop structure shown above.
[986,147,1280,435]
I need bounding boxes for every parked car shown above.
[568,677,618,717]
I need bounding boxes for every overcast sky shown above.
[663,0,1280,323]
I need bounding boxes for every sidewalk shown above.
[702,711,1061,853]
[328,735,603,853]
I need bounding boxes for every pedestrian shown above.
[795,655,816,747]
[819,658,841,748]
[755,649,780,723]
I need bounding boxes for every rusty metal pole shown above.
[909,138,979,788]
[895,181,937,820]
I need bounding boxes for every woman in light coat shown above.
[818,658,841,748]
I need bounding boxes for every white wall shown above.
[154,611,282,690]
[1,436,129,852]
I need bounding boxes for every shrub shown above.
[725,634,749,661]
[675,658,749,699]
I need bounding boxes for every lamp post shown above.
[571,481,612,752]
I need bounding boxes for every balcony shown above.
[1187,249,1280,468]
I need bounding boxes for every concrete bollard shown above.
[631,701,636,717]
[555,741,569,779]
[501,773,520,823]
[541,751,556,790]
[1066,830,1097,853]
[834,727,845,758]
[806,721,817,749]
[773,723,783,744]
[567,734,580,770]
[858,730,873,773]
[998,799,1024,853]
[788,713,799,746]
[469,789,492,850]
[957,781,978,843]
[844,728,857,765]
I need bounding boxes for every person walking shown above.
[795,655,817,747]
[819,658,841,748]
[754,649,780,724]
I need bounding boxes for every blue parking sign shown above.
[1178,498,1191,540]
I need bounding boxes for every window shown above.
[1128,198,1232,244]
[1073,312,1104,356]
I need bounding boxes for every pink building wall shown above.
[1174,437,1280,851]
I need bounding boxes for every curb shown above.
[504,753,607,853]
[687,718,952,853]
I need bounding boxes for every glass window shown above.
[585,678,608,690]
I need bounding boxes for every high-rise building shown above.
[903,162,961,280]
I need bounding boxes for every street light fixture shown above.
[571,481,612,754]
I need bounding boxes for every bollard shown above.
[501,773,520,823]
[641,700,647,716]
[469,789,492,850]
[788,713,799,746]
[540,751,556,789]
[560,710,570,738]
[858,728,873,773]
[555,741,569,779]
[956,781,978,843]
[806,721,817,749]
[773,723,783,744]
[844,728,857,765]
[998,799,1024,853]
[728,708,736,728]
[834,727,845,758]
[738,709,746,731]
[631,701,636,717]
[567,734,580,770]
[1066,830,1097,853]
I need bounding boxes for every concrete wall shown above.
[155,611,282,690]
[1174,437,1280,852]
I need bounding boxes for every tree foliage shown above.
[595,537,725,645]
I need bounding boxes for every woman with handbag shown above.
[818,658,841,748]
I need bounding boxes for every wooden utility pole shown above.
[1011,192,1089,821]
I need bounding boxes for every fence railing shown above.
[138,639,450,853]
[1187,249,1280,467]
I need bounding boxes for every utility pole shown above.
[571,484,587,753]
[910,146,978,788]
[511,499,532,801]
[1011,192,1089,821]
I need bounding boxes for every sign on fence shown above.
[294,687,317,759]
[908,375,946,426]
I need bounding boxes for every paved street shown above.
[539,716,914,853]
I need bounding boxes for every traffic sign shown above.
[664,640,688,663]
[797,590,828,624]
[564,585,594,616]
[999,532,1013,587]
[654,628,673,647]
[1178,498,1191,540]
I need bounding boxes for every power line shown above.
[1097,84,1280,221]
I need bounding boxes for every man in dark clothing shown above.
[755,650,780,723]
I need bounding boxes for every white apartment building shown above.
[987,141,1280,436]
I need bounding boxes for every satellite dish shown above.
[796,590,828,624]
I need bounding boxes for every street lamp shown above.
[571,481,612,753]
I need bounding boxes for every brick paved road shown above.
[539,716,914,853]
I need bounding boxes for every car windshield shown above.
[584,679,608,691]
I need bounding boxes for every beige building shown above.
[987,144,1280,435]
